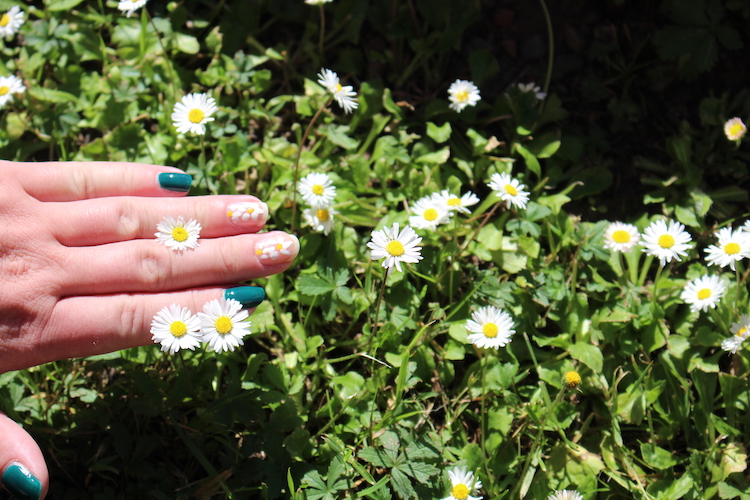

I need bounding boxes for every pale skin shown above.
[0,160,299,498]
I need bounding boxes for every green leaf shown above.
[415,147,450,165]
[568,342,603,372]
[46,0,85,10]
[172,33,200,54]
[515,143,541,178]
[359,447,394,468]
[298,275,336,296]
[426,122,452,143]
[390,468,416,500]
[640,442,679,470]
[29,87,77,104]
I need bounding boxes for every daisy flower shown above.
[298,172,336,208]
[517,82,546,100]
[409,196,451,231]
[0,74,25,109]
[305,0,332,4]
[448,79,481,112]
[723,315,750,354]
[150,304,202,355]
[367,222,423,273]
[317,68,358,113]
[303,206,337,235]
[117,0,148,17]
[198,298,251,354]
[603,222,640,253]
[488,172,529,209]
[432,190,480,215]
[547,491,584,500]
[155,216,202,251]
[724,117,746,141]
[443,466,482,500]
[466,306,515,349]
[680,275,726,313]
[0,6,24,39]
[564,371,582,389]
[640,219,692,267]
[705,227,750,270]
[171,92,218,135]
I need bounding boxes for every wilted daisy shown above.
[564,371,582,389]
[547,491,584,500]
[150,304,202,355]
[680,275,726,313]
[448,79,481,112]
[640,219,692,267]
[603,221,640,253]
[317,68,358,113]
[367,222,423,273]
[724,117,746,141]
[0,74,25,109]
[303,206,337,235]
[443,466,482,500]
[299,172,336,208]
[409,196,451,231]
[171,92,218,135]
[117,0,148,17]
[517,82,546,100]
[155,216,202,251]
[723,315,750,354]
[198,298,251,354]
[432,190,480,215]
[466,306,515,349]
[488,172,529,209]
[0,5,24,39]
[705,227,750,270]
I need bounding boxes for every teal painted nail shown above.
[3,463,41,500]
[224,286,265,308]
[158,172,192,193]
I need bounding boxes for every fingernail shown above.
[227,201,269,226]
[224,286,265,308]
[3,463,42,500]
[254,234,299,264]
[158,172,192,193]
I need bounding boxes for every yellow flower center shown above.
[215,316,233,335]
[738,327,747,337]
[276,243,284,250]
[564,371,582,388]
[447,197,461,206]
[171,227,189,242]
[482,323,498,338]
[312,184,325,195]
[612,230,631,244]
[335,83,342,93]
[455,90,469,103]
[0,86,9,96]
[0,14,9,27]
[729,124,744,138]
[386,240,405,257]
[188,108,205,124]
[697,288,712,300]
[423,208,439,221]
[316,208,330,221]
[657,234,675,249]
[724,242,741,255]
[451,484,470,500]
[169,321,188,338]
[505,184,517,196]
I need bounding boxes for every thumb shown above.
[0,413,47,500]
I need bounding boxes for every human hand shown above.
[0,160,298,499]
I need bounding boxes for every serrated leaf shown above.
[395,461,438,483]
[390,468,416,500]
[359,447,394,468]
[298,275,336,296]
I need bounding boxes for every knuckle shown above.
[115,199,142,240]
[137,246,173,289]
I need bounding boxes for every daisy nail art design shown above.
[227,201,268,225]
[155,216,202,251]
[255,235,298,262]
[150,304,202,355]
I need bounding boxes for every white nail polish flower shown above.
[680,275,726,313]
[448,79,481,112]
[199,298,251,353]
[299,172,336,208]
[255,237,295,261]
[465,306,515,349]
[723,315,750,354]
[705,227,750,270]
[0,6,24,39]
[409,196,451,231]
[227,201,267,223]
[488,172,529,210]
[171,93,218,135]
[724,117,747,141]
[0,75,25,109]
[603,221,640,253]
[640,219,692,267]
[547,491,584,500]
[150,304,202,355]
[317,68,358,113]
[155,216,202,251]
[303,206,337,235]
[367,222,423,273]
[117,0,149,17]
[443,466,482,500]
